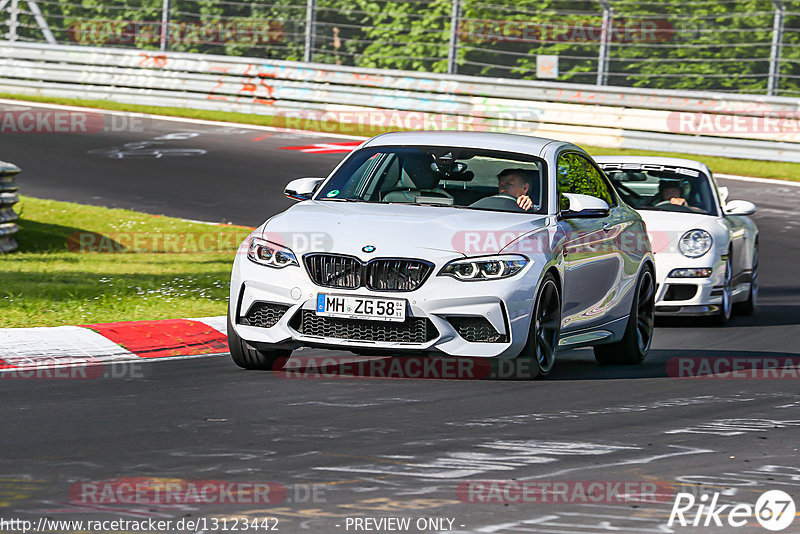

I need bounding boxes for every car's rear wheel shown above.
[512,273,561,379]
[227,310,290,370]
[734,243,758,316]
[711,253,733,325]
[594,265,655,365]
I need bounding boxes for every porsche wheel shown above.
[734,243,758,316]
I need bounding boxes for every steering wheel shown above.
[654,200,695,213]
[470,194,525,212]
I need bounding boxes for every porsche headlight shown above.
[439,255,528,281]
[679,229,713,258]
[247,237,298,268]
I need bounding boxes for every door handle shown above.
[602,222,612,232]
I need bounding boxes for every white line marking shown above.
[519,446,712,481]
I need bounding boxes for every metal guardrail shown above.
[2,42,800,162]
[0,160,21,253]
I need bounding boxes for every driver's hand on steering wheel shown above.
[517,195,533,211]
[669,197,688,207]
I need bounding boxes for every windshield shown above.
[599,163,718,216]
[316,146,548,214]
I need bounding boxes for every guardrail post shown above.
[447,0,461,74]
[596,0,612,86]
[0,161,21,253]
[160,0,171,51]
[304,0,316,63]
[768,0,785,96]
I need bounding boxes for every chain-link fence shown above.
[4,0,800,97]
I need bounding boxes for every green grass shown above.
[2,196,253,328]
[2,92,799,182]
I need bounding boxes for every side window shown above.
[580,156,616,207]
[556,152,592,211]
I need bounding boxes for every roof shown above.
[361,131,573,156]
[593,155,712,176]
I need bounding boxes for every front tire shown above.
[227,310,290,370]
[512,273,561,379]
[711,253,733,325]
[594,265,655,365]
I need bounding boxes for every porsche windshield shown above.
[602,165,718,216]
[316,146,548,214]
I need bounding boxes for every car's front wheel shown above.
[711,253,733,325]
[227,311,291,370]
[594,264,655,365]
[512,273,561,379]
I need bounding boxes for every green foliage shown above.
[11,0,800,94]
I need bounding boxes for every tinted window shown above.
[580,156,616,207]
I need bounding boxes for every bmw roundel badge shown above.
[362,245,376,253]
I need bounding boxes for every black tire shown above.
[227,310,290,370]
[710,253,733,326]
[734,243,758,316]
[594,264,655,365]
[509,273,561,380]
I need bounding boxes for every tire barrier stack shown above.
[0,161,21,253]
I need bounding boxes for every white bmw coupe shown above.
[228,132,655,377]
[596,156,758,325]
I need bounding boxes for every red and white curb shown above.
[0,316,228,373]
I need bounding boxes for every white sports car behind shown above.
[228,132,656,378]
[596,156,758,325]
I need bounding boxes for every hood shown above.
[638,210,727,254]
[260,200,549,261]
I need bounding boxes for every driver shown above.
[656,179,703,212]
[498,168,539,211]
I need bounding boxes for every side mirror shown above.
[285,178,324,201]
[724,199,756,216]
[560,193,610,219]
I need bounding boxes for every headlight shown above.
[439,255,528,281]
[679,229,713,258]
[247,237,298,268]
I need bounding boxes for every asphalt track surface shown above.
[2,102,800,534]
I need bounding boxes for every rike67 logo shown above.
[669,490,796,531]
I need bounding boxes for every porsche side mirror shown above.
[285,178,324,201]
[724,199,756,216]
[559,193,610,219]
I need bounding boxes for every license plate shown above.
[316,294,406,322]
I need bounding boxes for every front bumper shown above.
[229,252,542,359]
[653,251,726,316]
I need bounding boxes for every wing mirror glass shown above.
[560,193,610,219]
[285,178,324,201]
[723,199,756,216]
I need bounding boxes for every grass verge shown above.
[2,92,799,182]
[2,196,253,328]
